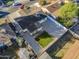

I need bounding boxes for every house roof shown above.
[15,13,47,32]
[70,23,79,35]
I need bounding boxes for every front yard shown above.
[36,32,54,48]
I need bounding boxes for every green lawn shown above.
[36,32,53,48]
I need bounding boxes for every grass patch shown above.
[36,32,53,48]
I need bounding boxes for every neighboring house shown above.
[0,33,12,48]
[0,23,17,49]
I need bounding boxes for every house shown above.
[0,22,17,49]
[6,9,67,56]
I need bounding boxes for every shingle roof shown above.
[15,13,47,32]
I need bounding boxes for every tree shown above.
[59,3,77,20]
[58,3,77,27]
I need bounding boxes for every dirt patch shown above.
[62,40,79,59]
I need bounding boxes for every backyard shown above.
[36,32,54,48]
[48,37,76,59]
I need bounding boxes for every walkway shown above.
[62,40,79,59]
